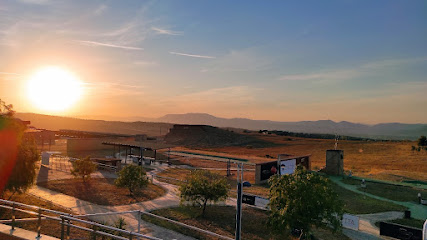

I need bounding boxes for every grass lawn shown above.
[374,218,426,229]
[0,191,89,239]
[341,177,427,202]
[157,168,407,214]
[389,218,426,229]
[37,177,166,205]
[142,205,350,240]
[331,183,407,214]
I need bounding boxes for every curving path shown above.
[329,176,427,220]
[31,163,194,240]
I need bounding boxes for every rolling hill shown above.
[15,112,427,140]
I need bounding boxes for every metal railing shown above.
[0,199,157,240]
[0,198,235,240]
[96,162,118,172]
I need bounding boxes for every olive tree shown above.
[418,136,426,147]
[115,165,148,195]
[1,100,38,196]
[71,156,97,183]
[268,166,343,238]
[179,170,229,216]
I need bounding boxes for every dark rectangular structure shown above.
[379,221,422,240]
[242,194,256,206]
[255,155,311,184]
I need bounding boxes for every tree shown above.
[268,166,343,238]
[418,136,427,147]
[5,137,39,194]
[71,156,97,183]
[1,100,38,196]
[179,170,229,216]
[114,165,148,195]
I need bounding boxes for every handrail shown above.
[61,215,161,240]
[1,198,236,240]
[0,198,68,215]
[140,211,234,240]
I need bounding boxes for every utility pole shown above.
[235,163,243,240]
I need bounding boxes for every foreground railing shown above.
[0,198,234,240]
[0,199,158,240]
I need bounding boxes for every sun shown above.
[27,66,83,112]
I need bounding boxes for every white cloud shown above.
[169,51,215,59]
[201,48,272,73]
[279,70,358,81]
[278,56,427,82]
[17,0,50,5]
[94,4,108,16]
[0,72,19,75]
[133,61,157,67]
[362,57,427,69]
[85,82,144,97]
[151,27,183,36]
[75,40,143,51]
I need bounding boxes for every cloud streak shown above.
[278,56,427,82]
[169,51,215,59]
[279,70,358,81]
[76,40,143,51]
[0,72,19,75]
[151,27,182,36]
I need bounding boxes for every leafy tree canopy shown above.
[268,166,343,238]
[418,136,426,147]
[114,165,148,195]
[179,170,229,216]
[71,156,97,182]
[1,100,39,196]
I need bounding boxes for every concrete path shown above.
[0,223,60,240]
[30,163,195,240]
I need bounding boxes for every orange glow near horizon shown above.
[26,66,84,113]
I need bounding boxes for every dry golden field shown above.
[44,133,427,182]
[192,133,427,182]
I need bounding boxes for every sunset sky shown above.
[1,0,426,124]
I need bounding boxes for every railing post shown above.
[92,224,97,240]
[11,203,15,232]
[129,232,133,240]
[138,211,141,233]
[37,207,41,239]
[60,217,65,240]
[66,218,71,240]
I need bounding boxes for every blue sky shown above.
[0,0,426,123]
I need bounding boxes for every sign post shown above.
[235,163,243,240]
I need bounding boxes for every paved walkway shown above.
[31,164,194,240]
[0,223,60,240]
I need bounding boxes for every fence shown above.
[0,198,234,240]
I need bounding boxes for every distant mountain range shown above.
[16,112,427,140]
[156,113,427,140]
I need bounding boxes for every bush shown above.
[71,156,97,182]
[179,170,229,216]
[115,165,148,195]
[268,166,343,238]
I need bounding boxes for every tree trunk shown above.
[202,199,208,217]
[7,190,16,200]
